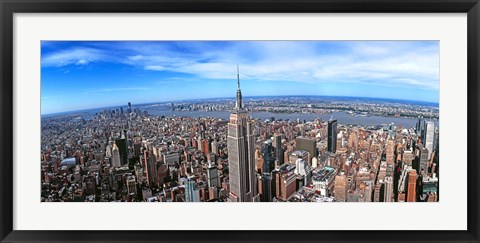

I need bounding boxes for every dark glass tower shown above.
[263,140,275,173]
[327,118,337,153]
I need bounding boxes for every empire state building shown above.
[227,66,258,202]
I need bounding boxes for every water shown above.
[143,108,419,128]
[43,103,427,129]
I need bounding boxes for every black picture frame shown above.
[1,0,479,242]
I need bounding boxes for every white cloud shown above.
[84,87,150,94]
[145,65,166,71]
[42,47,108,67]
[42,41,439,90]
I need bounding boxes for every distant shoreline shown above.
[41,95,439,117]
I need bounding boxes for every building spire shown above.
[236,65,243,109]
[237,64,240,90]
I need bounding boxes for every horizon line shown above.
[41,94,439,116]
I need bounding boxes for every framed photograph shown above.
[1,0,479,242]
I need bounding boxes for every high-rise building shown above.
[163,152,180,165]
[407,170,417,202]
[274,133,284,165]
[207,161,218,188]
[388,123,395,140]
[386,139,395,166]
[311,157,318,169]
[263,139,275,173]
[185,177,200,202]
[115,138,128,166]
[279,171,296,201]
[402,150,413,166]
[145,152,157,188]
[112,143,121,168]
[416,116,424,136]
[127,102,132,113]
[328,118,337,153]
[334,173,347,202]
[419,146,429,176]
[201,139,210,154]
[294,158,312,185]
[423,121,435,160]
[227,66,257,202]
[384,176,393,202]
[126,175,137,196]
[211,140,218,155]
[296,136,316,164]
[260,173,273,202]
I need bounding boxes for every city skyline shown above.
[41,41,439,115]
[41,65,440,203]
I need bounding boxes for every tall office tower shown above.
[328,118,337,153]
[227,66,257,202]
[386,139,395,166]
[211,140,218,155]
[334,173,347,202]
[105,144,113,158]
[406,170,417,202]
[388,123,395,140]
[384,176,394,202]
[373,180,384,202]
[261,173,273,202]
[274,133,284,166]
[126,175,137,196]
[185,177,200,202]
[115,138,128,166]
[201,139,210,154]
[112,144,121,168]
[263,139,275,173]
[145,152,157,188]
[419,146,429,175]
[416,116,424,136]
[423,121,435,160]
[296,136,317,164]
[207,161,218,188]
[127,102,132,113]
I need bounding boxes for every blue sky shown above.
[41,41,439,115]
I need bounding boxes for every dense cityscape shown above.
[40,69,439,203]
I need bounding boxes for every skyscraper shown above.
[207,161,218,188]
[416,116,424,136]
[334,173,347,202]
[423,121,435,160]
[115,138,128,166]
[260,173,273,202]
[227,66,257,202]
[185,177,200,202]
[274,133,284,166]
[328,118,337,153]
[407,170,417,202]
[419,146,429,175]
[296,136,316,164]
[384,176,393,202]
[386,139,395,166]
[263,139,275,173]
[112,143,121,168]
[145,152,157,188]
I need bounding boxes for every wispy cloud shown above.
[42,47,109,67]
[42,41,439,90]
[84,87,150,94]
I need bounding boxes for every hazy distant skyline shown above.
[41,41,439,115]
